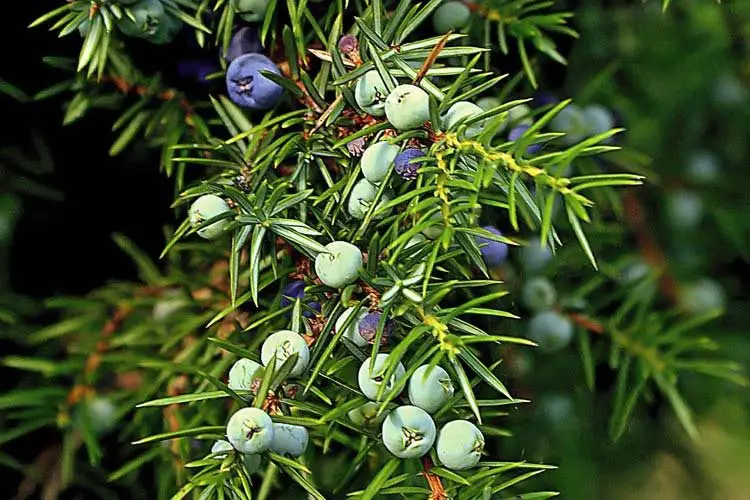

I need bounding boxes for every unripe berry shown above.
[347,402,387,427]
[521,277,557,312]
[81,397,117,436]
[381,405,436,459]
[507,103,533,127]
[407,365,455,414]
[355,71,393,117]
[335,307,369,347]
[686,150,721,184]
[188,194,231,240]
[357,311,394,345]
[231,0,270,22]
[549,103,588,145]
[211,439,234,458]
[528,310,573,353]
[315,241,363,288]
[118,0,174,44]
[666,189,703,229]
[475,225,508,267]
[476,96,502,111]
[520,237,553,274]
[394,149,425,180]
[348,179,378,220]
[432,1,471,33]
[226,53,283,110]
[405,233,427,249]
[260,330,310,377]
[678,278,726,315]
[228,358,263,393]
[357,354,406,401]
[582,104,615,137]
[441,101,485,137]
[385,84,431,131]
[361,141,399,183]
[244,454,262,474]
[226,407,274,454]
[270,423,309,457]
[436,420,484,470]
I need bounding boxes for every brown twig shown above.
[413,32,452,85]
[421,455,448,500]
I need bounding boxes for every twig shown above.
[421,455,448,500]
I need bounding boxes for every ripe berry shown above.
[231,0,270,22]
[338,34,359,55]
[357,354,406,401]
[528,310,573,353]
[260,330,310,377]
[226,53,283,110]
[279,280,305,308]
[226,407,274,454]
[188,194,231,240]
[432,1,471,33]
[361,141,399,183]
[475,225,508,267]
[315,241,363,288]
[441,101,485,137]
[357,311,394,345]
[407,365,455,414]
[228,358,263,393]
[436,420,484,470]
[508,125,541,155]
[394,149,425,180]
[270,423,309,457]
[385,84,431,130]
[225,27,263,62]
[355,71,393,117]
[381,405,436,459]
[521,277,557,312]
[335,307,370,347]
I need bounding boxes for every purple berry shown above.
[280,280,306,308]
[338,34,359,55]
[177,59,218,86]
[532,91,559,108]
[226,53,283,110]
[476,225,508,267]
[346,136,367,157]
[305,302,322,318]
[225,27,263,62]
[394,149,425,180]
[357,311,393,345]
[508,125,541,155]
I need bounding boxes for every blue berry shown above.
[549,103,588,145]
[475,225,508,267]
[228,358,263,393]
[315,241,363,288]
[226,53,283,110]
[270,423,309,457]
[361,142,399,183]
[188,194,232,240]
[260,330,310,377]
[280,280,305,308]
[231,0,270,22]
[177,59,218,86]
[385,84,431,130]
[357,354,406,401]
[532,91,560,108]
[441,101,485,137]
[381,405,436,459]
[521,277,557,312]
[528,310,573,353]
[348,402,388,427]
[357,311,394,345]
[335,307,369,347]
[226,407,274,454]
[407,365,454,414]
[508,124,541,155]
[436,420,484,470]
[355,71,393,117]
[520,237,553,274]
[394,149,425,180]
[225,27,263,62]
[432,1,471,33]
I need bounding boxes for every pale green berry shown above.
[211,439,234,458]
[355,70,393,117]
[358,353,406,401]
[666,189,703,229]
[582,104,614,136]
[335,307,369,347]
[226,407,274,454]
[260,330,310,377]
[441,101,485,137]
[528,310,573,352]
[244,454,262,474]
[385,84,431,130]
[520,237,553,274]
[348,402,387,427]
[348,179,378,219]
[381,405,436,459]
[679,278,726,315]
[522,277,557,312]
[507,103,533,127]
[189,194,231,240]
[361,141,400,183]
[232,0,269,22]
[228,358,263,392]
[407,365,454,414]
[549,103,588,145]
[83,397,117,436]
[436,420,484,470]
[315,241,363,288]
[270,423,309,457]
[476,97,502,111]
[432,1,471,33]
[686,150,721,184]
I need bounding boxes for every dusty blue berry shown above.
[475,225,508,267]
[528,310,573,352]
[270,423,309,457]
[231,0,269,22]
[394,149,425,180]
[226,407,274,454]
[582,104,615,137]
[225,27,263,62]
[335,307,369,347]
[381,405,436,459]
[666,189,703,229]
[522,277,557,312]
[280,281,305,308]
[686,150,721,184]
[407,365,454,414]
[441,101,485,137]
[260,330,310,377]
[189,194,231,240]
[226,53,283,110]
[385,84,431,130]
[228,358,263,393]
[348,402,387,427]
[177,59,217,86]
[355,71,394,117]
[532,91,560,108]
[436,420,484,470]
[549,103,588,145]
[520,237,553,274]
[358,354,406,401]
[361,141,399,183]
[508,124,541,155]
[432,1,471,33]
[315,241,363,288]
[358,311,394,345]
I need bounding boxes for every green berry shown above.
[666,189,703,229]
[118,0,174,44]
[355,71,393,117]
[315,241,363,288]
[520,237,553,274]
[522,277,557,312]
[357,353,406,401]
[385,84,430,130]
[260,330,310,377]
[270,423,309,457]
[582,104,614,136]
[507,103,533,127]
[348,179,378,219]
[407,365,455,414]
[361,142,400,183]
[528,310,573,353]
[211,439,234,458]
[232,0,270,22]
[679,278,726,315]
[335,307,369,347]
[432,1,471,34]
[436,420,484,470]
[476,96,501,111]
[189,194,231,240]
[381,405,436,459]
[347,402,387,427]
[228,358,263,393]
[81,397,117,436]
[244,454,262,474]
[226,407,274,454]
[550,103,588,145]
[441,101,485,137]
